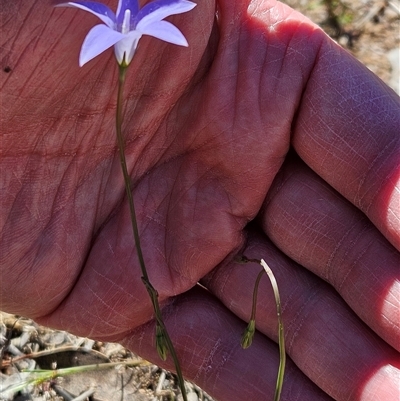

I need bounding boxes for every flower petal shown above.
[114,30,142,65]
[135,0,196,28]
[116,0,139,23]
[55,2,116,28]
[79,24,125,66]
[139,20,188,46]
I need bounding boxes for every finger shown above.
[202,235,400,401]
[124,286,334,401]
[261,155,400,352]
[291,33,400,249]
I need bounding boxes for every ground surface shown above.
[1,1,399,400]
[284,0,399,93]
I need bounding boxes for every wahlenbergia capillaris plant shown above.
[54,1,196,399]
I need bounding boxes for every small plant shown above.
[237,256,286,401]
[53,1,197,399]
[321,0,355,37]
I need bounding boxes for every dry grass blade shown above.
[0,359,147,398]
[260,259,286,401]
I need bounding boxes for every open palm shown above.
[1,1,399,400]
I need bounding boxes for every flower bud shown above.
[241,320,256,349]
[155,323,168,361]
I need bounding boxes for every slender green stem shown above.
[115,64,188,401]
[250,268,264,321]
[142,278,187,399]
[240,268,263,349]
[116,65,148,282]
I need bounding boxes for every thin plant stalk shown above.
[250,269,264,322]
[115,64,188,401]
[238,256,286,401]
[240,268,264,349]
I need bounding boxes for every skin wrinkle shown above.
[123,128,175,186]
[31,10,57,55]
[83,280,120,324]
[126,55,197,160]
[335,240,367,294]
[194,337,222,382]
[195,312,236,389]
[14,37,50,97]
[357,138,399,214]
[256,33,268,123]
[1,159,29,226]
[285,283,320,355]
[323,212,369,286]
[336,227,376,292]
[156,173,220,279]
[135,174,173,263]
[1,3,31,61]
[64,300,101,339]
[3,164,55,250]
[72,278,136,334]
[77,76,111,117]
[231,26,243,138]
[131,124,170,177]
[90,261,136,307]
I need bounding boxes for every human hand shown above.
[1,1,399,400]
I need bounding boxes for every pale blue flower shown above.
[55,0,196,66]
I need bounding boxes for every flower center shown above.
[121,9,131,34]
